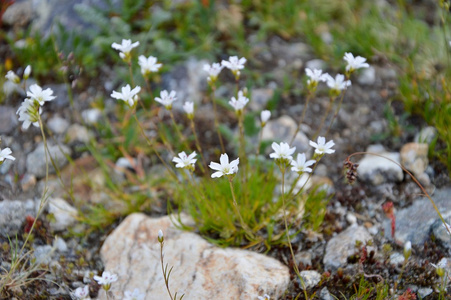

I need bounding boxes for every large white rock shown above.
[99,213,290,300]
[357,145,403,185]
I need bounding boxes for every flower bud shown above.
[158,229,164,243]
[5,71,20,84]
[403,241,411,261]
[261,110,271,127]
[24,65,31,80]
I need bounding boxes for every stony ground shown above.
[1,1,451,299]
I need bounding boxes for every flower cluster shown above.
[222,56,246,80]
[16,84,55,130]
[229,90,249,114]
[138,55,162,76]
[203,63,223,84]
[111,84,141,108]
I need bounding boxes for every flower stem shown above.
[280,167,309,299]
[160,241,175,300]
[313,95,335,139]
[169,110,189,150]
[210,85,225,153]
[189,119,207,173]
[324,87,348,137]
[290,92,313,146]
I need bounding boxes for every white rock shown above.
[47,198,78,231]
[346,213,357,225]
[99,213,290,300]
[300,270,321,289]
[47,116,70,134]
[66,124,90,144]
[81,108,102,124]
[357,66,376,85]
[389,252,404,266]
[357,145,403,185]
[400,143,428,176]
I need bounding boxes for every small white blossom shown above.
[343,52,369,72]
[404,241,412,260]
[309,136,335,155]
[110,84,141,107]
[431,258,448,270]
[27,84,56,105]
[183,101,194,117]
[0,148,15,163]
[155,90,177,110]
[138,55,162,76]
[73,285,90,300]
[24,65,32,79]
[261,110,271,126]
[291,153,315,174]
[209,153,239,178]
[111,39,140,61]
[257,294,270,300]
[172,151,197,169]
[5,70,20,84]
[158,229,164,242]
[305,68,328,87]
[229,91,249,112]
[16,98,42,130]
[269,142,296,161]
[123,288,145,300]
[94,271,118,291]
[324,74,351,93]
[221,56,246,78]
[203,63,223,83]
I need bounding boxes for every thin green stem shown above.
[189,119,207,173]
[210,85,225,153]
[160,242,175,300]
[256,125,263,157]
[290,92,313,146]
[169,110,189,150]
[280,167,309,299]
[324,86,349,137]
[313,96,335,139]
[228,177,254,239]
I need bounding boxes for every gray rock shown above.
[262,115,310,153]
[2,0,33,27]
[47,116,70,135]
[389,252,405,266]
[249,88,274,112]
[26,143,72,178]
[99,213,290,300]
[319,287,333,300]
[162,58,208,110]
[53,237,68,252]
[357,145,403,185]
[0,106,19,134]
[0,159,14,175]
[414,126,437,144]
[47,198,78,231]
[81,108,102,124]
[323,225,372,270]
[417,287,433,298]
[383,188,451,245]
[357,66,376,85]
[299,270,321,290]
[34,245,53,265]
[0,199,38,237]
[432,219,451,249]
[66,124,90,144]
[400,143,428,176]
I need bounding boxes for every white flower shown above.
[124,288,145,300]
[5,70,20,84]
[221,56,246,78]
[291,153,315,174]
[110,84,141,107]
[404,241,412,260]
[209,153,239,178]
[24,65,32,79]
[27,84,56,105]
[155,90,177,110]
[324,74,351,92]
[0,148,15,163]
[229,91,249,112]
[172,151,197,169]
[343,52,369,72]
[158,229,164,242]
[183,101,194,117]
[73,285,90,300]
[93,271,118,290]
[309,136,335,155]
[269,142,296,161]
[203,63,223,82]
[111,39,139,61]
[257,294,270,300]
[138,55,162,75]
[16,98,42,130]
[261,110,271,125]
[431,258,448,270]
[305,68,328,86]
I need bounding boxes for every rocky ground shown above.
[1,0,451,299]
